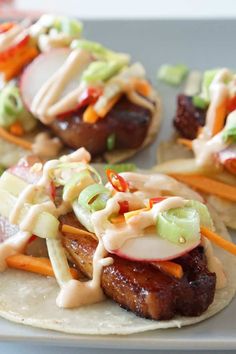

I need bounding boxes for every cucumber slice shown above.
[0,171,28,197]
[46,238,72,287]
[0,188,59,239]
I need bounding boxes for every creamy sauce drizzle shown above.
[192,68,232,167]
[0,24,27,53]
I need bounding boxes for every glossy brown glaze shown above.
[174,94,206,139]
[61,213,216,320]
[50,96,151,156]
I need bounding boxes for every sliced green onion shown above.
[72,200,94,232]
[63,170,95,202]
[201,68,222,102]
[192,95,208,109]
[222,112,236,143]
[157,64,189,86]
[0,84,23,128]
[223,127,236,143]
[82,60,124,83]
[55,162,102,186]
[104,163,137,173]
[78,183,110,212]
[186,200,213,229]
[71,39,130,64]
[107,133,116,151]
[54,17,83,37]
[157,207,200,244]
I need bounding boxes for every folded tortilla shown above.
[0,176,235,335]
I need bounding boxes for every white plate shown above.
[0,18,236,350]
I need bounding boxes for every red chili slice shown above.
[106,169,129,192]
[78,87,103,108]
[28,235,37,244]
[227,95,236,114]
[49,181,56,201]
[118,200,129,214]
[149,197,167,208]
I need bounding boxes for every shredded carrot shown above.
[83,105,99,123]
[61,224,97,240]
[9,121,24,136]
[110,214,125,224]
[6,254,79,279]
[3,46,39,81]
[133,79,152,97]
[151,261,183,279]
[98,93,122,118]
[201,226,236,256]
[212,98,228,136]
[170,173,236,202]
[177,138,193,149]
[0,126,32,150]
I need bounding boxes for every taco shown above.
[0,14,161,168]
[0,148,235,335]
[156,68,236,229]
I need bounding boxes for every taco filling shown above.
[0,147,235,332]
[0,14,161,166]
[157,68,236,229]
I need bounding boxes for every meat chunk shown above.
[50,96,151,156]
[174,94,206,139]
[61,213,216,320]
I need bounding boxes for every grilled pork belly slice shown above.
[61,213,216,320]
[51,96,151,156]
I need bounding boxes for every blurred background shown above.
[1,0,236,19]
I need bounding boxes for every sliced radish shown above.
[111,234,200,262]
[20,48,71,111]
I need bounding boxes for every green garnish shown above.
[192,95,208,109]
[78,183,110,212]
[157,64,189,86]
[0,83,23,128]
[156,200,213,244]
[54,17,83,37]
[71,39,130,64]
[104,163,137,173]
[107,133,116,151]
[82,60,124,83]
[222,111,236,143]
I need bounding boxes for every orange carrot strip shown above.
[98,93,122,118]
[201,226,236,256]
[133,79,152,97]
[61,224,97,240]
[170,174,236,202]
[177,138,193,149]
[212,98,228,136]
[9,121,24,136]
[83,105,99,123]
[3,46,39,81]
[6,254,79,279]
[0,126,32,150]
[151,261,183,279]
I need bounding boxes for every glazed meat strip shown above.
[51,96,152,156]
[174,94,207,139]
[61,213,216,320]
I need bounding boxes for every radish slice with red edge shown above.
[110,233,200,262]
